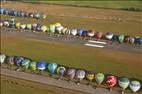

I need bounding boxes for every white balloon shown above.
[0,54,6,64]
[129,81,141,92]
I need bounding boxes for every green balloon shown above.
[118,77,130,90]
[95,73,105,85]
[21,59,30,69]
[30,61,37,71]
[49,24,55,33]
[118,35,124,43]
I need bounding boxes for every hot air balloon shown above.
[112,35,118,41]
[66,68,76,81]
[55,23,64,34]
[118,35,125,43]
[82,30,88,37]
[4,9,9,15]
[124,36,130,44]
[77,29,83,36]
[14,56,24,67]
[29,61,37,71]
[26,23,32,31]
[87,30,96,37]
[105,32,114,40]
[95,73,105,88]
[0,8,5,14]
[129,80,141,93]
[0,54,6,64]
[41,25,48,32]
[129,37,135,44]
[37,61,46,74]
[118,77,130,94]
[65,29,71,36]
[76,70,86,85]
[86,71,95,85]
[48,63,58,76]
[3,20,9,27]
[21,59,30,71]
[20,23,26,30]
[61,28,67,35]
[6,56,15,68]
[71,29,77,36]
[29,13,34,18]
[106,75,117,91]
[49,24,56,33]
[34,13,41,19]
[135,37,142,45]
[0,21,3,27]
[95,32,103,40]
[9,18,16,28]
[56,66,66,80]
[42,14,47,19]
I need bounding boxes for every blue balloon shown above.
[14,56,24,66]
[0,8,5,14]
[37,61,46,71]
[135,38,142,45]
[77,29,83,36]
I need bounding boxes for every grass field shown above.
[1,75,85,94]
[22,1,142,11]
[1,34,142,79]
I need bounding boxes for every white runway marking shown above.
[84,43,104,48]
[88,40,107,44]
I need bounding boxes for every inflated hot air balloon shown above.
[34,13,41,19]
[49,24,56,33]
[29,13,34,18]
[105,32,114,40]
[55,23,63,34]
[37,61,46,71]
[129,37,135,44]
[26,23,32,30]
[135,37,142,45]
[71,29,77,36]
[0,54,6,64]
[106,75,117,91]
[9,18,16,28]
[20,23,26,30]
[77,29,83,36]
[21,59,30,70]
[87,30,96,37]
[15,22,21,29]
[95,73,105,87]
[65,29,71,35]
[112,35,118,41]
[0,21,3,27]
[86,71,95,85]
[61,28,67,35]
[118,77,130,94]
[82,30,88,37]
[14,56,24,67]
[29,61,37,71]
[6,56,15,67]
[95,32,103,40]
[42,14,47,19]
[41,25,48,32]
[48,63,58,76]
[0,8,5,14]
[124,36,130,44]
[4,9,9,15]
[129,80,141,93]
[76,70,86,85]
[3,20,9,27]
[118,35,125,43]
[56,66,66,80]
[66,68,76,81]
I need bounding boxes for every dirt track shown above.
[1,68,121,94]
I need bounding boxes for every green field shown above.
[22,1,142,11]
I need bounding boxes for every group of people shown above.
[0,54,141,94]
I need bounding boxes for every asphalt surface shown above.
[1,68,121,94]
[1,28,142,54]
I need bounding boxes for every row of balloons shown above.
[0,54,141,93]
[0,8,47,19]
[1,18,142,45]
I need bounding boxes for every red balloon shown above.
[95,32,103,39]
[106,76,117,88]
